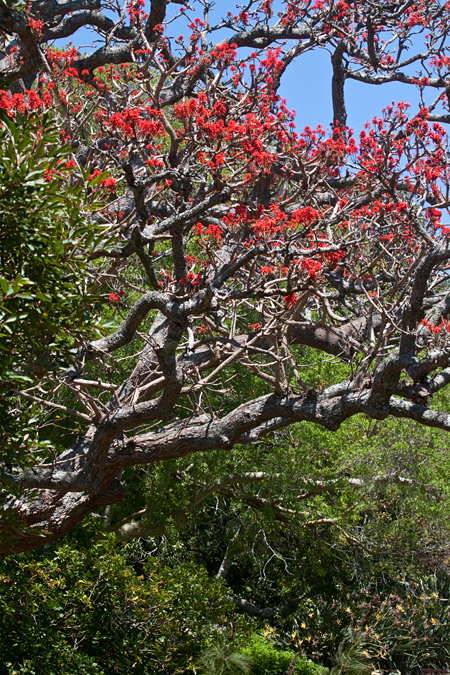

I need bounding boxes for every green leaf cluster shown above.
[0,539,235,674]
[241,634,328,675]
[0,110,103,472]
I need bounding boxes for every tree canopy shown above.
[2,0,450,556]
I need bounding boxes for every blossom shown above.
[205,224,223,241]
[300,259,322,279]
[284,294,297,307]
[28,18,43,36]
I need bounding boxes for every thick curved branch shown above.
[43,12,136,42]
[388,397,450,432]
[88,291,178,355]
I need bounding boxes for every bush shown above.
[0,109,103,515]
[241,634,329,675]
[358,572,450,672]
[0,539,237,674]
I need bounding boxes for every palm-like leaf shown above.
[330,632,372,675]
[199,643,253,675]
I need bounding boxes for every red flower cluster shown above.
[205,224,223,242]
[300,259,323,279]
[284,294,298,307]
[128,0,148,25]
[109,291,125,304]
[420,319,450,335]
[88,170,116,192]
[0,90,47,113]
[28,17,43,36]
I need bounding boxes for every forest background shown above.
[2,0,450,673]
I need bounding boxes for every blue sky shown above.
[281,48,424,133]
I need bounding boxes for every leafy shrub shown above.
[0,109,104,530]
[241,634,329,675]
[285,571,450,673]
[0,539,237,675]
[359,572,450,672]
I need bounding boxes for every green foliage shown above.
[273,567,450,672]
[0,110,105,475]
[241,634,328,675]
[0,539,238,674]
[144,558,237,668]
[144,409,450,603]
[113,401,450,672]
[0,110,98,374]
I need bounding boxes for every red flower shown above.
[284,294,297,307]
[28,18,43,36]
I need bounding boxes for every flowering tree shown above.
[3,0,450,555]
